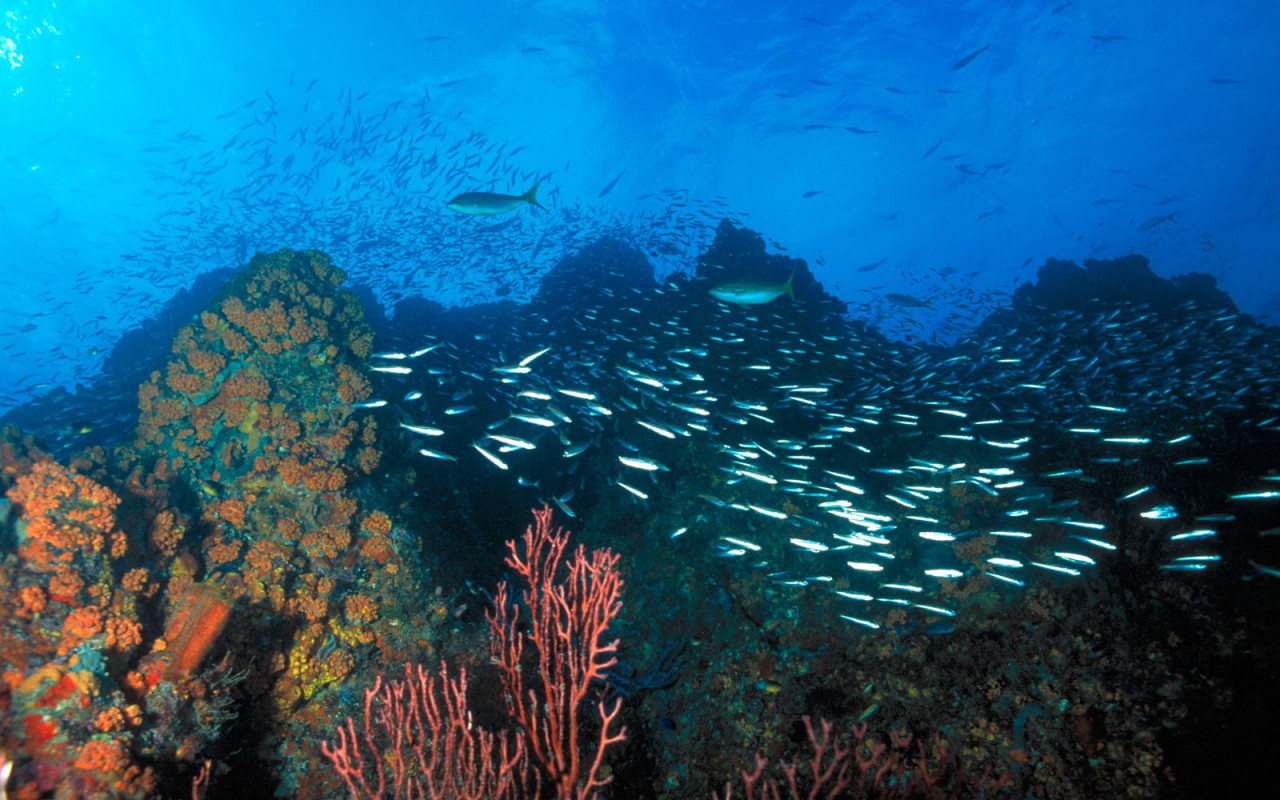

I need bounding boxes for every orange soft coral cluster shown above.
[7,458,122,569]
[0,446,210,800]
[1,251,443,798]
[90,249,438,795]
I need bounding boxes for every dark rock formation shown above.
[1012,254,1237,315]
[694,219,846,314]
[534,235,655,307]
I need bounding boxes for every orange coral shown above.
[276,517,302,542]
[186,347,226,378]
[322,647,355,683]
[277,455,303,486]
[49,568,85,603]
[362,510,392,535]
[72,250,401,785]
[328,495,358,528]
[288,307,315,343]
[217,497,247,528]
[298,464,346,492]
[241,299,292,352]
[204,536,242,568]
[74,738,129,774]
[189,404,219,443]
[360,533,397,566]
[15,585,47,617]
[109,529,127,559]
[357,445,380,474]
[292,591,328,623]
[121,567,151,595]
[137,380,160,407]
[151,397,187,424]
[343,594,379,625]
[244,539,291,583]
[106,616,143,652]
[60,606,105,653]
[222,370,271,402]
[300,526,349,561]
[94,707,128,732]
[149,509,185,556]
[273,415,301,443]
[222,326,249,354]
[290,461,346,492]
[7,459,121,569]
[88,581,112,606]
[164,361,207,396]
[219,437,244,470]
[347,329,373,359]
[221,295,248,327]
[327,421,356,454]
[335,363,371,404]
[72,737,156,796]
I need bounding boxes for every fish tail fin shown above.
[783,269,796,301]
[523,182,546,211]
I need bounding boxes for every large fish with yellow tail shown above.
[709,269,795,305]
[447,183,545,216]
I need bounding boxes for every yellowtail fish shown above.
[447,183,545,216]
[884,292,931,308]
[709,270,794,305]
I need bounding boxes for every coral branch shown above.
[321,662,531,800]
[487,506,626,800]
[715,716,1013,800]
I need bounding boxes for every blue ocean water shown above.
[1,2,1279,800]
[2,0,1278,413]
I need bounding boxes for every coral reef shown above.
[2,233,1276,800]
[112,249,457,797]
[0,250,463,799]
[0,449,164,799]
